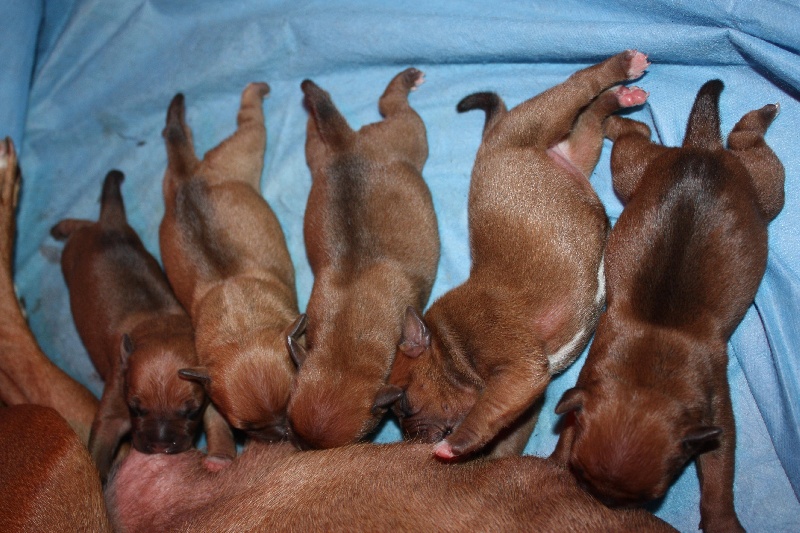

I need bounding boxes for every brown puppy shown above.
[52,170,204,481]
[0,405,111,532]
[0,137,98,445]
[106,441,676,533]
[553,80,784,533]
[387,51,649,459]
[159,83,299,460]
[287,68,440,449]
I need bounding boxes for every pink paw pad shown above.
[433,440,455,459]
[624,50,650,80]
[615,86,649,107]
[203,454,232,472]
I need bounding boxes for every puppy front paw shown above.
[203,453,233,472]
[402,67,425,91]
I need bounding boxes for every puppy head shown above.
[556,381,721,506]
[180,336,294,442]
[123,335,205,454]
[285,315,399,449]
[387,307,481,443]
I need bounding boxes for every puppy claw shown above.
[624,50,650,80]
[203,453,233,472]
[614,86,649,108]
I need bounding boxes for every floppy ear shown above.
[398,306,430,358]
[554,387,585,415]
[682,426,722,454]
[371,384,404,415]
[119,333,134,371]
[178,367,211,386]
[285,314,309,368]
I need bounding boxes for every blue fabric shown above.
[2,1,798,530]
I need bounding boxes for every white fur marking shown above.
[548,326,587,374]
[595,254,606,305]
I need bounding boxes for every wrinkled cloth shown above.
[1,1,798,530]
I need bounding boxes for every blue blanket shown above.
[2,1,798,530]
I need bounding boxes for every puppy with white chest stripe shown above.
[387,51,650,459]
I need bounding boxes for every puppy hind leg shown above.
[555,86,649,178]
[727,103,785,221]
[604,115,668,203]
[491,50,649,149]
[378,68,425,118]
[202,82,271,191]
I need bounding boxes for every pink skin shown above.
[625,51,650,79]
[434,440,455,460]
[410,70,425,91]
[203,455,232,473]
[615,86,649,107]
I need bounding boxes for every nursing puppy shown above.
[160,83,299,458]
[388,51,649,459]
[553,81,784,533]
[0,137,98,445]
[287,68,439,449]
[52,170,204,481]
[0,405,112,532]
[106,441,676,533]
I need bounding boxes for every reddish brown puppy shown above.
[554,80,784,533]
[160,83,299,464]
[387,51,649,459]
[287,68,439,449]
[52,170,205,481]
[0,137,98,445]
[106,441,676,533]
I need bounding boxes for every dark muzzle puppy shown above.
[554,80,784,533]
[52,170,204,481]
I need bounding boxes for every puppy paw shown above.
[246,82,271,99]
[202,453,233,472]
[614,85,649,107]
[433,440,456,459]
[402,67,425,91]
[623,50,650,80]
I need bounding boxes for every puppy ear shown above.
[399,306,430,358]
[682,426,722,454]
[119,333,134,371]
[555,387,585,415]
[285,314,308,368]
[371,384,404,414]
[178,367,211,386]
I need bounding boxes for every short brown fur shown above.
[388,51,650,459]
[554,80,784,533]
[159,83,299,461]
[52,170,204,481]
[287,68,440,449]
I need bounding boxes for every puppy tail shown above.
[301,80,354,150]
[163,93,199,178]
[456,92,507,139]
[682,80,724,150]
[98,169,128,227]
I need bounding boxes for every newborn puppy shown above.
[106,441,676,533]
[554,81,784,533]
[0,137,98,445]
[160,83,299,460]
[388,51,649,459]
[287,68,440,449]
[52,170,204,480]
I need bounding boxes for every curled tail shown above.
[163,93,199,178]
[683,80,724,150]
[457,92,507,139]
[99,170,127,227]
[301,80,354,150]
